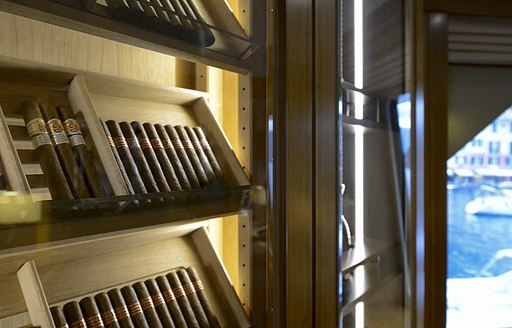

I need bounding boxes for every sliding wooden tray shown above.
[0,57,250,249]
[9,223,250,328]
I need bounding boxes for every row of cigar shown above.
[50,267,221,328]
[21,100,109,201]
[105,0,215,47]
[102,120,223,198]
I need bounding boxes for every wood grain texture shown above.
[0,11,176,86]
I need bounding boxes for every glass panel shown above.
[339,0,411,326]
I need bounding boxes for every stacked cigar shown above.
[104,0,215,47]
[50,267,221,328]
[102,120,223,199]
[21,100,109,201]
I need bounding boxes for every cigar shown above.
[150,0,183,37]
[192,127,223,182]
[107,289,135,328]
[143,123,182,192]
[63,301,87,328]
[21,100,74,200]
[182,0,215,46]
[155,124,192,190]
[95,292,122,328]
[131,121,171,193]
[184,126,219,186]
[139,0,161,30]
[176,268,210,328]
[126,0,145,23]
[174,125,209,187]
[144,279,176,328]
[120,286,150,328]
[80,297,106,328]
[156,276,188,328]
[57,105,107,198]
[132,282,165,328]
[101,119,136,195]
[166,271,200,328]
[50,306,69,328]
[105,0,132,20]
[165,0,196,42]
[106,120,147,195]
[119,122,160,194]
[185,267,220,328]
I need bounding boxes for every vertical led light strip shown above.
[354,0,363,89]
[354,125,365,242]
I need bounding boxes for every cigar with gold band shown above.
[166,271,200,328]
[176,268,210,328]
[63,301,87,328]
[121,286,150,328]
[80,297,106,328]
[174,125,209,188]
[143,123,182,192]
[120,122,159,194]
[155,124,193,190]
[95,292,122,328]
[144,279,176,328]
[107,289,136,328]
[185,267,221,328]
[184,126,218,186]
[131,121,171,193]
[105,120,147,195]
[156,276,188,328]
[132,282,166,328]
[21,100,74,200]
[192,127,223,182]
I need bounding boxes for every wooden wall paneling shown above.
[0,11,176,86]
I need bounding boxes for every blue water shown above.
[448,186,512,278]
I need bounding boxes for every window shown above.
[489,141,501,154]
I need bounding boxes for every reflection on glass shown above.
[447,106,512,328]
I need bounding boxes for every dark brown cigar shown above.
[57,105,107,197]
[192,127,223,182]
[126,0,145,23]
[174,125,209,187]
[184,126,218,186]
[132,281,165,328]
[101,119,135,195]
[63,301,87,328]
[156,276,188,328]
[95,292,122,328]
[176,268,210,327]
[155,124,192,190]
[107,289,135,328]
[80,297,106,328]
[182,0,215,46]
[21,100,74,200]
[121,286,150,328]
[131,121,171,193]
[151,0,183,37]
[166,271,200,328]
[144,279,176,328]
[165,0,196,42]
[105,0,132,20]
[120,122,159,194]
[50,306,69,328]
[185,267,220,328]
[139,0,161,30]
[143,123,182,191]
[106,120,147,195]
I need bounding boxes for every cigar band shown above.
[192,139,202,151]
[162,139,173,150]
[150,138,163,149]
[192,279,205,291]
[69,318,87,328]
[100,309,118,326]
[151,293,165,307]
[200,140,211,150]
[139,296,154,311]
[182,139,194,150]
[171,286,185,299]
[113,305,129,320]
[113,136,128,149]
[69,134,86,147]
[162,290,176,303]
[126,302,143,316]
[31,134,52,149]
[183,282,195,295]
[63,118,82,135]
[26,118,47,138]
[46,118,65,134]
[172,139,184,150]
[139,138,151,150]
[85,314,104,328]
[106,135,115,147]
[126,137,140,149]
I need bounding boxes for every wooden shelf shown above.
[0,0,257,74]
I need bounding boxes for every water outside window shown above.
[446,106,512,327]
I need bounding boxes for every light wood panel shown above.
[0,11,176,86]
